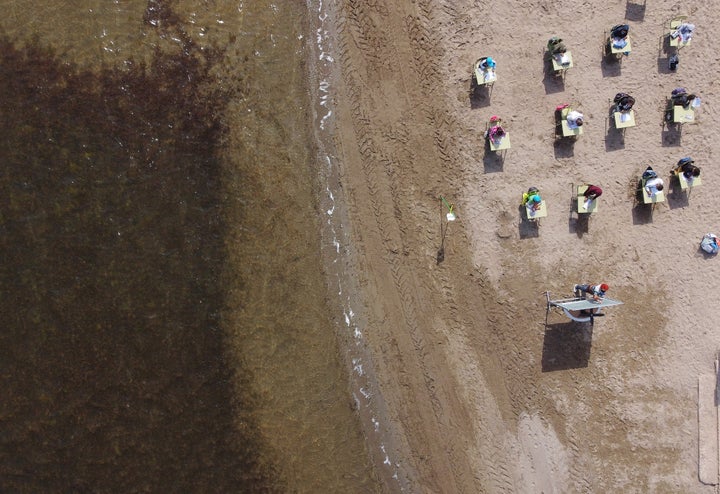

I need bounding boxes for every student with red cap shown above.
[574,283,609,302]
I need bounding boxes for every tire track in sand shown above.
[334,1,488,492]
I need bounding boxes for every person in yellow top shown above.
[521,187,542,211]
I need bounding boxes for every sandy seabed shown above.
[321,1,720,492]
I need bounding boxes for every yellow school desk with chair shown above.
[576,185,599,213]
[613,110,636,130]
[525,201,547,222]
[560,107,583,138]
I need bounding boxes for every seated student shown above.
[610,24,630,48]
[485,124,506,143]
[673,157,701,179]
[583,184,603,200]
[671,87,698,108]
[574,283,609,302]
[547,36,567,55]
[521,187,542,210]
[642,166,664,195]
[566,110,584,129]
[672,22,695,43]
[613,93,635,112]
[477,56,496,71]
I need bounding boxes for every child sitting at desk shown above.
[547,36,567,55]
[485,124,506,143]
[477,56,496,71]
[671,88,699,109]
[583,184,603,200]
[673,157,701,179]
[521,187,542,211]
[610,24,629,48]
[566,110,584,129]
[671,22,695,43]
[613,93,635,112]
[642,167,664,195]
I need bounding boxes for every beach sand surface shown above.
[325,1,720,491]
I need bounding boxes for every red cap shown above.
[600,283,609,291]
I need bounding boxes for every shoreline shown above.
[307,0,413,490]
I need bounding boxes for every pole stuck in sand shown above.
[441,196,456,221]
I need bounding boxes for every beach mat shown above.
[698,374,718,485]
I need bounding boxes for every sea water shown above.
[0,1,384,491]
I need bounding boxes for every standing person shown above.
[574,283,609,302]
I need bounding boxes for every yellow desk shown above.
[474,65,496,86]
[551,52,573,73]
[678,172,702,190]
[673,105,696,123]
[610,37,632,54]
[525,200,547,221]
[577,185,599,213]
[488,133,511,151]
[642,181,665,204]
[669,20,692,47]
[561,120,583,137]
[614,110,636,129]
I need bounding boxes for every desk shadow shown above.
[483,149,504,173]
[570,213,590,237]
[542,321,593,372]
[553,137,575,159]
[601,55,622,78]
[632,203,655,224]
[543,59,565,95]
[661,124,682,146]
[625,0,646,22]
[518,205,539,238]
[632,182,658,225]
[605,124,626,151]
[470,79,492,109]
[657,56,677,75]
[667,177,690,209]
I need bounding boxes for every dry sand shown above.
[322,1,720,492]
